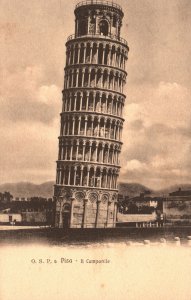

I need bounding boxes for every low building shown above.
[0,213,22,224]
[163,188,191,225]
[117,211,160,227]
[0,197,54,226]
[119,193,161,214]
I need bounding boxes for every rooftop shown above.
[169,188,191,197]
[75,0,123,12]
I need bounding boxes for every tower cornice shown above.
[64,63,128,76]
[66,33,128,48]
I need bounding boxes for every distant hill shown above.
[0,181,152,198]
[0,181,55,198]
[0,181,191,198]
[155,184,191,197]
[118,182,153,198]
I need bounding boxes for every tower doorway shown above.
[99,20,109,36]
[62,204,71,228]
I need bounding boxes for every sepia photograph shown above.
[0,0,191,299]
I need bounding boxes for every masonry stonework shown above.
[54,0,129,228]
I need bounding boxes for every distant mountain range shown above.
[119,182,191,198]
[0,181,55,198]
[0,181,191,198]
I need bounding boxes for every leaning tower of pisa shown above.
[54,0,129,228]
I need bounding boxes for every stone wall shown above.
[21,212,48,224]
[117,212,157,223]
[164,198,191,225]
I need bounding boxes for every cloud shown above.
[0,64,61,183]
[0,120,59,183]
[120,81,191,189]
[0,66,61,124]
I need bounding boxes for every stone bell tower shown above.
[54,0,129,228]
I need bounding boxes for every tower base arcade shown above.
[54,186,118,228]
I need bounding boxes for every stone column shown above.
[115,101,118,115]
[105,170,108,188]
[80,166,83,186]
[113,125,116,140]
[78,117,81,135]
[71,70,74,87]
[59,198,63,228]
[86,92,89,111]
[97,118,100,137]
[56,169,59,184]
[93,92,96,111]
[74,166,77,185]
[100,170,103,188]
[116,124,119,140]
[68,166,71,185]
[88,70,91,87]
[74,94,77,111]
[76,70,79,87]
[79,94,83,111]
[87,14,91,34]
[100,70,103,88]
[112,74,115,90]
[95,200,101,228]
[113,173,116,189]
[103,45,106,65]
[109,122,112,139]
[101,145,104,163]
[70,197,75,228]
[99,94,102,111]
[68,48,72,65]
[109,173,112,189]
[113,200,118,227]
[105,95,108,113]
[63,167,66,184]
[108,46,111,65]
[114,51,117,67]
[107,149,110,164]
[124,55,127,70]
[72,117,75,135]
[96,45,99,64]
[83,44,86,63]
[82,198,88,228]
[91,118,94,136]
[82,142,86,161]
[67,119,70,135]
[90,46,93,63]
[112,150,114,165]
[70,143,73,160]
[82,70,85,87]
[77,46,80,64]
[89,143,92,161]
[87,168,90,186]
[106,200,111,227]
[103,120,106,137]
[122,78,124,93]
[95,144,98,162]
[76,142,79,160]
[64,145,67,160]
[84,118,88,135]
[119,125,122,141]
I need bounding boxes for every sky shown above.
[0,0,191,189]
